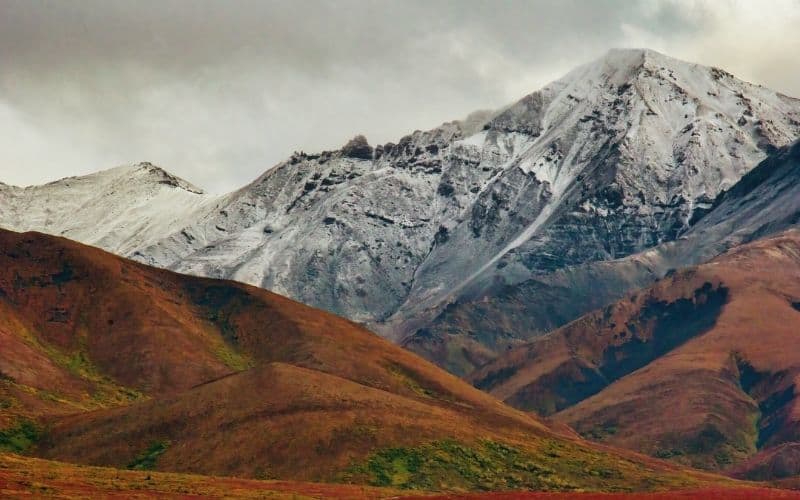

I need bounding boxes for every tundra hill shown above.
[0,229,719,491]
[0,227,543,419]
[470,229,800,476]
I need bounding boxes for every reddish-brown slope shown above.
[728,443,800,481]
[0,228,547,421]
[36,358,731,488]
[0,452,412,499]
[39,362,553,481]
[0,230,240,416]
[0,229,721,490]
[470,230,800,473]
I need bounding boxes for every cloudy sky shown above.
[1,0,799,192]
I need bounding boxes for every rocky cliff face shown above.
[2,49,799,368]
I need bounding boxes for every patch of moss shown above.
[253,467,274,480]
[90,386,142,404]
[385,363,436,398]
[52,328,144,407]
[654,423,756,470]
[213,345,252,372]
[127,440,170,471]
[10,321,143,409]
[654,448,684,459]
[583,421,619,441]
[37,390,64,403]
[343,439,571,491]
[66,350,92,375]
[0,419,42,453]
[344,438,707,493]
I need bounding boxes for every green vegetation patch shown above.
[343,438,705,492]
[213,344,252,372]
[0,419,42,453]
[127,440,170,471]
[385,363,437,398]
[343,439,574,491]
[53,329,144,408]
[11,320,143,410]
[654,423,755,470]
[66,350,93,376]
[582,420,619,441]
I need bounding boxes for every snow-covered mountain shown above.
[0,162,220,256]
[2,49,799,366]
[164,48,800,327]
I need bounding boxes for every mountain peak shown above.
[114,162,205,194]
[600,47,693,68]
[555,47,696,89]
[599,46,651,65]
[11,162,206,195]
[602,47,666,62]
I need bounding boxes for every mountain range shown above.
[3,50,799,356]
[3,48,800,490]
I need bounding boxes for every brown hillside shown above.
[727,443,800,481]
[0,229,721,491]
[0,228,547,422]
[470,230,800,474]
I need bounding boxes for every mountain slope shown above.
[405,139,800,374]
[0,228,716,491]
[0,227,545,423]
[0,162,220,258]
[2,50,798,354]
[470,229,800,475]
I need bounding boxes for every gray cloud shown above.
[1,0,799,192]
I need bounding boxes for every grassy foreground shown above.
[0,453,412,499]
[3,452,800,500]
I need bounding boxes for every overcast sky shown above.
[1,0,799,193]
